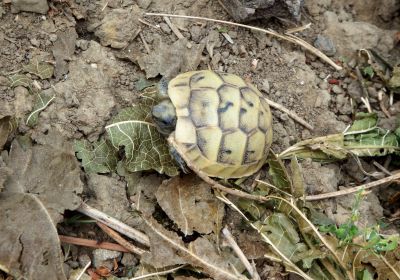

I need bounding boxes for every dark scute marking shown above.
[240,108,247,114]
[202,101,209,108]
[173,82,188,87]
[248,101,254,107]
[224,149,232,154]
[196,132,207,156]
[218,101,234,113]
[259,111,264,115]
[192,74,205,83]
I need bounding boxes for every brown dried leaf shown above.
[3,129,83,223]
[143,216,243,280]
[156,176,225,235]
[0,193,66,280]
[137,38,205,79]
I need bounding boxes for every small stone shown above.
[347,80,362,100]
[78,254,91,267]
[367,86,378,99]
[76,39,89,50]
[331,85,342,94]
[92,249,121,268]
[11,0,49,14]
[49,34,58,42]
[0,76,9,86]
[314,34,336,57]
[121,253,138,267]
[30,38,40,47]
[280,113,289,121]
[67,260,79,269]
[261,79,270,93]
[336,94,352,114]
[189,25,202,42]
[319,81,328,90]
[347,58,357,68]
[159,23,172,34]
[136,0,151,9]
[314,89,331,108]
[221,51,230,58]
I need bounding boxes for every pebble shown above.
[0,76,9,86]
[261,79,270,93]
[367,86,378,99]
[159,23,171,34]
[189,25,202,42]
[136,0,152,9]
[336,94,352,114]
[49,34,58,42]
[347,80,362,100]
[78,254,91,267]
[318,81,329,90]
[228,31,237,39]
[331,85,343,94]
[11,0,49,14]
[14,86,29,96]
[280,113,289,121]
[30,38,40,47]
[92,249,121,268]
[76,39,89,50]
[221,51,230,58]
[314,89,331,108]
[121,253,138,267]
[314,35,336,56]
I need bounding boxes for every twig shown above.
[78,203,150,247]
[373,161,392,176]
[222,227,260,280]
[97,222,146,255]
[305,171,400,201]
[59,235,130,253]
[76,260,91,280]
[138,18,160,29]
[144,13,342,71]
[139,32,151,54]
[129,265,186,280]
[378,254,400,280]
[285,23,312,34]
[163,16,184,39]
[265,97,314,130]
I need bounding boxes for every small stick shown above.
[305,171,400,201]
[138,18,160,29]
[285,23,312,34]
[144,13,342,71]
[97,222,146,255]
[129,265,186,280]
[59,235,130,253]
[265,97,314,130]
[76,260,92,280]
[78,203,150,247]
[222,227,260,280]
[139,32,151,54]
[163,16,184,39]
[373,161,392,176]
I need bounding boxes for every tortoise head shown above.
[152,78,177,135]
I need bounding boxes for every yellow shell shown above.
[168,70,273,179]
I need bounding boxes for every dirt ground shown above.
[0,0,400,279]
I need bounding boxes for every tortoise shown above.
[152,70,273,179]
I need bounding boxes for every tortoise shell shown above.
[167,70,273,179]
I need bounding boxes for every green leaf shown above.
[74,139,118,173]
[105,97,179,176]
[256,213,308,261]
[362,66,375,79]
[388,66,400,93]
[345,112,378,134]
[26,92,55,127]
[266,152,292,193]
[290,156,304,198]
[23,58,54,80]
[8,74,32,89]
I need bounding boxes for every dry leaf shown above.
[0,193,67,280]
[3,129,83,224]
[156,176,225,235]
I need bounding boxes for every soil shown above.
[0,0,400,279]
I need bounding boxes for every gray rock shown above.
[314,89,331,108]
[78,254,91,267]
[92,249,121,268]
[331,85,342,94]
[261,79,270,93]
[314,34,336,56]
[336,94,352,114]
[136,0,151,9]
[189,25,202,43]
[121,253,138,267]
[91,8,141,49]
[347,80,362,101]
[219,0,303,22]
[159,23,172,34]
[323,11,396,57]
[11,0,49,14]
